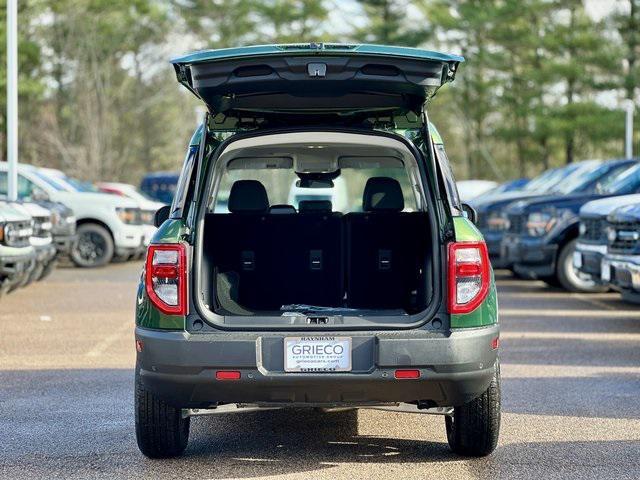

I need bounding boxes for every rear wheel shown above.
[71,223,114,268]
[556,239,608,293]
[135,374,190,458]
[446,361,500,457]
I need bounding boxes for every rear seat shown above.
[345,177,430,310]
[204,180,271,309]
[206,178,428,312]
[206,182,343,311]
[264,199,343,307]
[298,200,332,213]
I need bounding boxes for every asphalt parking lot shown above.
[1,262,639,480]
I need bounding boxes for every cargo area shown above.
[195,131,437,324]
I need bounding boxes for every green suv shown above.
[135,44,500,458]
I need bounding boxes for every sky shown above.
[585,0,619,20]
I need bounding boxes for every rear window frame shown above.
[190,126,446,331]
[170,146,198,219]
[432,143,462,214]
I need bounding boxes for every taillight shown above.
[448,241,490,314]
[145,243,187,315]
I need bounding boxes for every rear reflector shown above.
[491,336,500,350]
[135,340,144,353]
[394,369,420,379]
[448,241,490,314]
[145,243,187,315]
[216,371,241,380]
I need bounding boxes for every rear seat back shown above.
[206,177,428,312]
[207,180,343,311]
[298,200,332,213]
[205,180,271,309]
[264,211,343,307]
[345,177,430,310]
[227,180,270,214]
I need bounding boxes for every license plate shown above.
[573,251,583,269]
[284,336,351,372]
[601,261,611,282]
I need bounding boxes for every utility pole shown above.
[6,0,18,201]
[625,99,635,159]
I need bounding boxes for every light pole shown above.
[625,99,635,160]
[6,0,18,201]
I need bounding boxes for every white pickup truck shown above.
[0,163,145,267]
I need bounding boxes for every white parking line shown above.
[85,322,132,357]
[502,363,640,378]
[495,279,547,287]
[570,293,617,311]
[500,292,582,299]
[501,308,640,318]
[501,291,617,301]
[501,331,640,342]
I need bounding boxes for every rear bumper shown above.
[135,324,500,409]
[502,234,557,278]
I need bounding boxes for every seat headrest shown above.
[363,177,404,212]
[269,204,297,214]
[228,180,269,213]
[299,200,332,213]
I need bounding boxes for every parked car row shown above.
[0,197,67,298]
[470,157,640,303]
[1,162,166,298]
[574,164,640,303]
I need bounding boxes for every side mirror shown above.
[461,203,478,224]
[154,205,171,228]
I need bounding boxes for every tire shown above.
[556,239,608,293]
[446,361,500,457]
[135,374,190,458]
[70,223,114,268]
[540,275,561,288]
